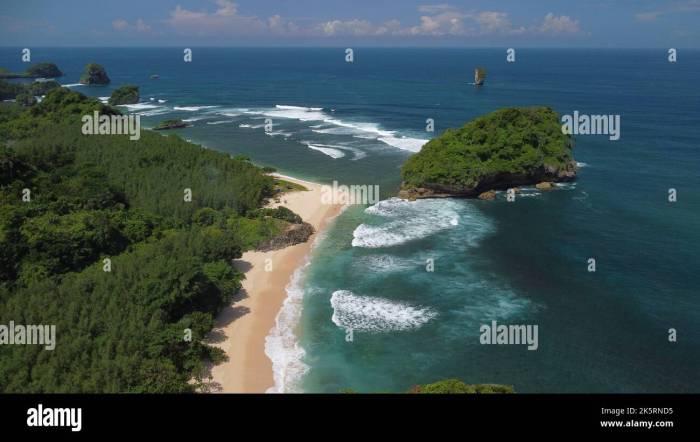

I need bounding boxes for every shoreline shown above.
[207,174,344,393]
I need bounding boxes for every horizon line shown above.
[1,45,697,50]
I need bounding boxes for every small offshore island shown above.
[400,107,576,200]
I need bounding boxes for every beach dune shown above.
[207,175,343,393]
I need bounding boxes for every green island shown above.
[400,107,576,200]
[79,62,110,85]
[0,62,64,79]
[0,87,306,392]
[108,85,140,105]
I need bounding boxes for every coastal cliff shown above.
[399,107,576,199]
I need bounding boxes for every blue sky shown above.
[1,0,699,47]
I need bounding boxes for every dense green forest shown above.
[401,107,576,196]
[0,88,297,392]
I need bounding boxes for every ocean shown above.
[2,47,698,393]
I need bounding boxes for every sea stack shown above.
[79,63,110,85]
[474,67,486,86]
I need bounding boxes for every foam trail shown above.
[330,290,437,332]
[352,198,461,248]
[206,120,234,125]
[265,263,311,393]
[173,105,218,111]
[304,143,345,159]
[242,105,429,153]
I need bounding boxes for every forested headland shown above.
[0,88,300,392]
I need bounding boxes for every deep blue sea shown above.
[2,47,698,393]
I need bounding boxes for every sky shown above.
[1,0,699,47]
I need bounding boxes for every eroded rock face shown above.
[256,222,314,252]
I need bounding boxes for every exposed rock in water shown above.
[400,107,577,199]
[79,63,110,85]
[153,119,187,130]
[478,190,497,200]
[535,181,554,190]
[256,222,314,252]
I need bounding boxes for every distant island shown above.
[0,62,63,79]
[108,85,139,105]
[400,107,576,200]
[79,62,110,85]
[153,119,187,130]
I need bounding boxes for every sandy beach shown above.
[207,174,343,393]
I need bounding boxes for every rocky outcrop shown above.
[535,181,554,190]
[478,190,496,200]
[153,119,187,130]
[256,222,314,252]
[79,63,110,85]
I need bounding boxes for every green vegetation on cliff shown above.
[25,62,64,78]
[401,107,576,197]
[340,379,515,394]
[409,379,515,394]
[79,62,110,85]
[0,88,299,392]
[0,62,63,79]
[0,79,60,103]
[108,85,139,105]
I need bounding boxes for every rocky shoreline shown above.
[399,163,577,200]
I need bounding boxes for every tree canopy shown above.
[0,88,296,392]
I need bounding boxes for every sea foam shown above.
[352,198,460,248]
[330,290,437,332]
[242,105,429,153]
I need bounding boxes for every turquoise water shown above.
[3,48,698,392]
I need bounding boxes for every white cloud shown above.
[535,13,581,33]
[112,18,151,33]
[634,0,700,22]
[112,19,128,31]
[135,19,151,32]
[156,2,581,39]
[166,1,267,34]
